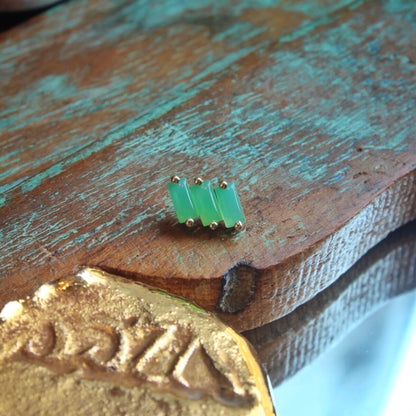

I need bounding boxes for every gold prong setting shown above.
[234,221,245,232]
[209,221,218,230]
[171,175,180,184]
[185,218,195,228]
[219,180,228,189]
[194,177,204,186]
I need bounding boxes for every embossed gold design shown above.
[0,267,275,415]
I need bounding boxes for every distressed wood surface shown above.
[0,0,415,331]
[244,220,416,386]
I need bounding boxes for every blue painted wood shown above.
[0,0,415,330]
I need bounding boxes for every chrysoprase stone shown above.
[214,182,245,228]
[190,180,222,226]
[167,178,198,223]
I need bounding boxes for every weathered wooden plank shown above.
[0,0,366,195]
[244,220,416,385]
[0,0,415,331]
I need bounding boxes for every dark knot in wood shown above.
[217,263,258,314]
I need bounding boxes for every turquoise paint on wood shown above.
[0,0,382,197]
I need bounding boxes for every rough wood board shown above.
[244,220,416,385]
[0,0,415,331]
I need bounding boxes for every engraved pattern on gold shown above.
[64,324,120,363]
[13,318,243,404]
[27,321,56,357]
[0,268,275,415]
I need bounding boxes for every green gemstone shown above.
[190,180,222,226]
[214,182,245,228]
[167,178,198,223]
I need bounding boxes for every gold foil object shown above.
[0,267,275,416]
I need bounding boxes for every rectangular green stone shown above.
[167,178,198,223]
[214,182,245,228]
[190,180,222,226]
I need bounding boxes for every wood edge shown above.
[219,168,416,331]
[84,169,416,333]
[243,219,416,385]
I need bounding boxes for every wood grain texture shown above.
[0,0,415,331]
[244,220,416,386]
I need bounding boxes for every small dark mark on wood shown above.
[353,171,369,179]
[217,262,259,314]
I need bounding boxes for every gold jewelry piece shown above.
[167,176,246,231]
[0,268,275,415]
